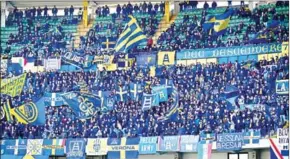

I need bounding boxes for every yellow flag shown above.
[157,51,175,65]
[0,73,27,97]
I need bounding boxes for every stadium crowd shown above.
[1,53,288,139]
[0,1,289,140]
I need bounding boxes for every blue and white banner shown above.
[142,93,159,110]
[177,43,282,60]
[158,136,180,152]
[115,86,128,102]
[200,133,216,144]
[129,83,143,101]
[2,139,27,155]
[243,130,261,145]
[180,135,199,152]
[216,133,243,151]
[139,137,157,154]
[44,58,61,71]
[136,53,157,67]
[152,85,168,102]
[44,92,65,106]
[276,80,289,95]
[66,139,86,159]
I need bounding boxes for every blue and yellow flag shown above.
[4,98,45,125]
[203,9,235,36]
[213,9,234,35]
[107,137,140,159]
[0,73,27,97]
[115,15,147,53]
[42,139,66,156]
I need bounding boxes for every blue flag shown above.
[142,93,153,111]
[243,130,261,145]
[2,139,27,155]
[98,91,115,112]
[66,139,86,159]
[158,87,179,122]
[129,83,143,101]
[267,20,280,29]
[61,91,102,119]
[43,92,65,106]
[199,133,216,144]
[152,85,168,102]
[139,137,157,154]
[250,20,280,44]
[42,139,66,156]
[107,137,140,159]
[115,86,128,102]
[158,136,180,151]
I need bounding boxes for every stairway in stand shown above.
[73,21,94,48]
[152,14,177,45]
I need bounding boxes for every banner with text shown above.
[177,43,282,60]
[139,137,157,154]
[216,133,243,151]
[180,135,199,152]
[158,136,180,152]
[44,58,61,71]
[276,80,289,95]
[277,128,289,157]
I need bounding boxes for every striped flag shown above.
[198,143,212,159]
[114,15,147,53]
[270,138,288,159]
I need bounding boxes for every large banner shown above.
[44,58,61,71]
[136,53,157,67]
[276,80,289,95]
[158,136,180,152]
[216,133,243,151]
[139,137,157,154]
[86,138,108,156]
[180,135,199,152]
[277,128,289,157]
[158,51,175,65]
[177,43,282,60]
[66,139,86,159]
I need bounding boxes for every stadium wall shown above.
[51,150,270,159]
